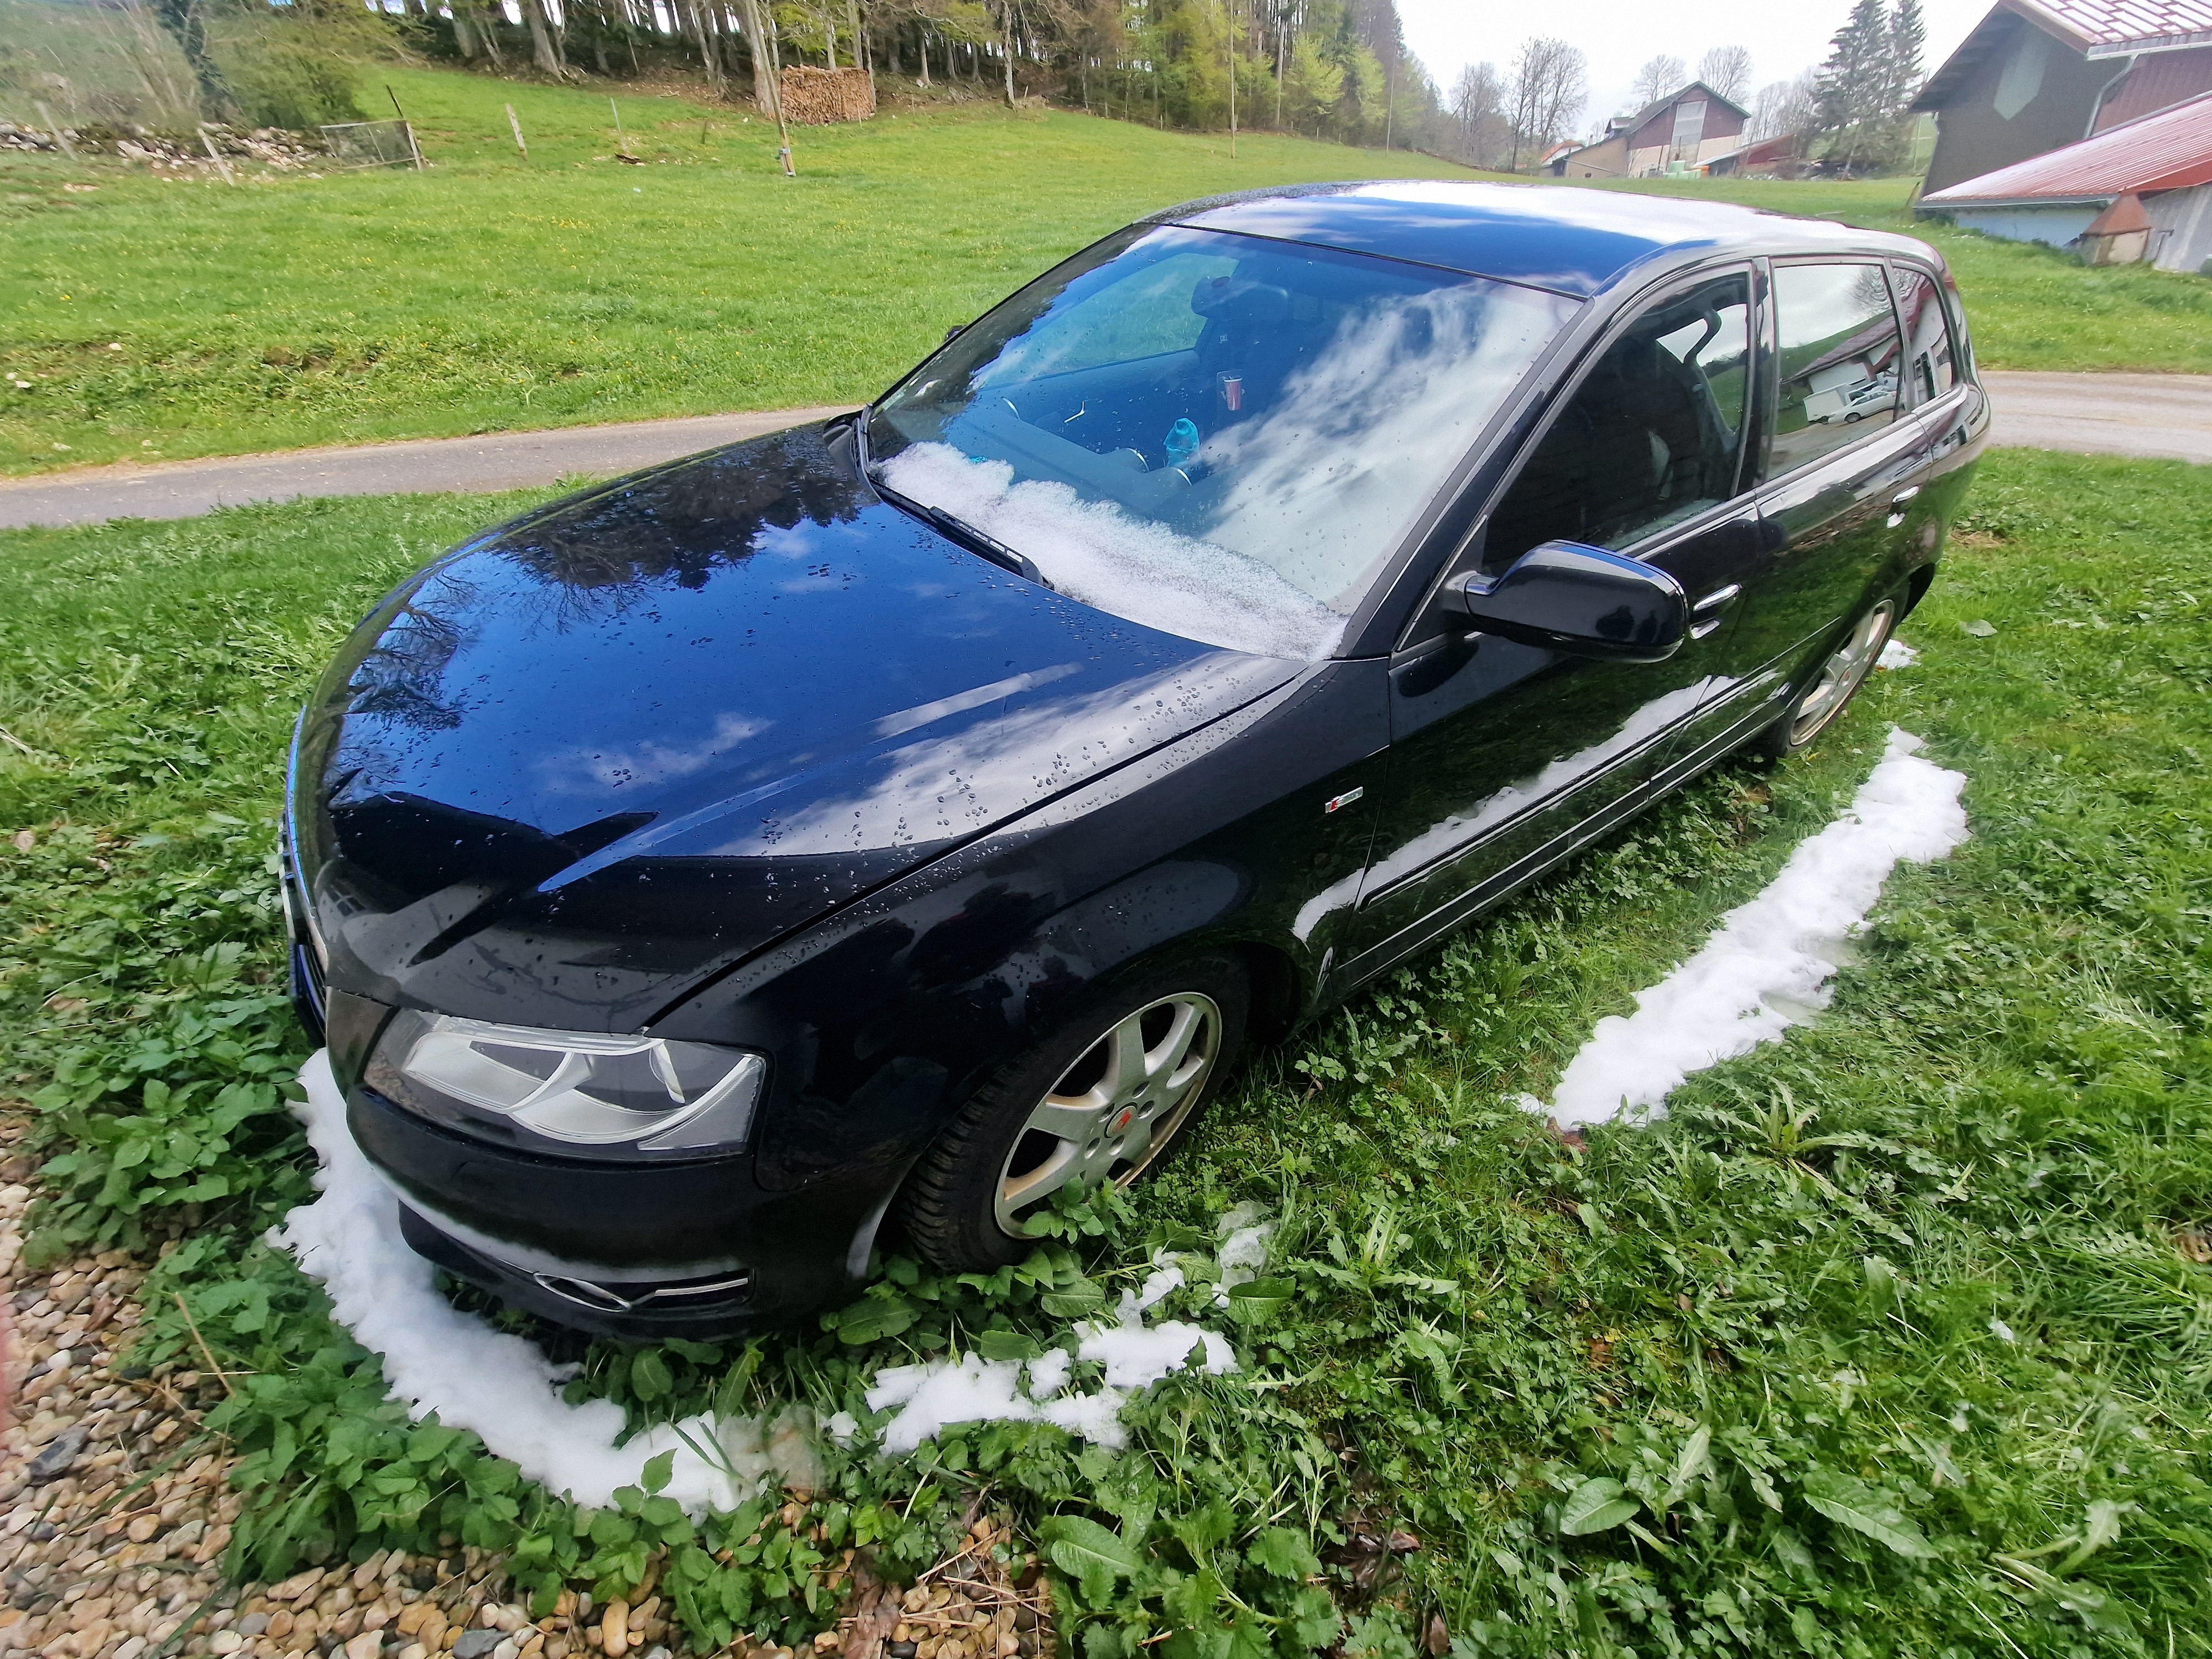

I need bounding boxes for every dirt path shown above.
[1,374,2205,534]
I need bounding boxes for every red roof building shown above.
[1913,0,2212,195]
[1920,88,2212,268]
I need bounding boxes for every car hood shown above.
[294,422,1300,1030]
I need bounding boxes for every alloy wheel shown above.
[1787,599,1896,748]
[994,992,1221,1235]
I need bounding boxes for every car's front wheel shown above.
[1752,593,1899,759]
[896,958,1249,1271]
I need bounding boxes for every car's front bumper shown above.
[348,1082,896,1338]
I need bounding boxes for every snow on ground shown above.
[865,1223,1266,1455]
[1878,639,1919,669]
[276,1052,816,1514]
[1530,727,1969,1128]
[279,1056,1271,1491]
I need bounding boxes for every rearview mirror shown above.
[1440,541,1688,663]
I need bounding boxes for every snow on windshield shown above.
[878,441,1350,661]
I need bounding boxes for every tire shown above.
[1750,592,1900,760]
[896,956,1249,1272]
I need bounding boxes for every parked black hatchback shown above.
[286,181,1985,1337]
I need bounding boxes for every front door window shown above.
[1483,273,1752,568]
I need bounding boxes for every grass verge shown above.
[1,450,2208,1655]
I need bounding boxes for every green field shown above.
[4,451,2209,1652]
[5,67,2211,477]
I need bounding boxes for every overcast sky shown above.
[1398,0,1994,137]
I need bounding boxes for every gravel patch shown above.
[0,1164,1057,1659]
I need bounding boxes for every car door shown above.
[1329,268,1766,981]
[1726,259,1929,681]
[1890,259,1989,539]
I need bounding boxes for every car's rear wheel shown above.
[1752,593,1898,759]
[896,958,1248,1271]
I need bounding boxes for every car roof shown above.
[1145,180,1939,300]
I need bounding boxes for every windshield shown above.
[870,226,1578,660]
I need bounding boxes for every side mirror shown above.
[1440,541,1688,663]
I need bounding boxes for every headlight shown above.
[364,1010,766,1158]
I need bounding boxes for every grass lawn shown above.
[0,69,1478,477]
[3,449,2208,1653]
[6,69,2211,477]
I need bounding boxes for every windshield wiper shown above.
[859,415,1049,588]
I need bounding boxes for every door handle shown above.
[1891,487,1921,508]
[1692,583,1741,614]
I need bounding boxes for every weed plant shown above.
[1,450,2209,1654]
[5,69,2210,477]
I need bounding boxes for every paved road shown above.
[1979,371,2212,465]
[0,406,852,532]
[1,374,2205,532]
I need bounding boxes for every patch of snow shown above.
[275,1053,810,1514]
[1532,728,1969,1128]
[878,442,1347,662]
[1214,1203,1275,1307]
[862,1235,1248,1455]
[1877,639,1918,669]
[1025,1348,1072,1397]
[1989,1317,2016,1343]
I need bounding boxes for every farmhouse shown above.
[1912,0,2212,196]
[1549,82,1750,178]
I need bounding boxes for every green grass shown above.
[6,67,2210,478]
[0,67,1479,476]
[3,450,2209,1653]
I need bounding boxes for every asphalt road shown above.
[1979,371,2212,466]
[0,406,851,532]
[1,374,2205,533]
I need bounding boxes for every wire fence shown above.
[320,118,421,170]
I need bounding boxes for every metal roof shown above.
[1914,0,2212,109]
[1922,87,2212,201]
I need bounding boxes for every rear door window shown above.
[1768,262,1905,474]
[1891,265,1957,406]
[1483,272,1752,568]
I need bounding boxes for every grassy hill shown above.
[3,66,2209,476]
[0,68,1483,474]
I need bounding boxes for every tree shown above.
[1749,70,1815,142]
[1885,0,1924,113]
[1629,53,1683,107]
[1811,0,1916,173]
[1697,44,1752,102]
[1449,59,1510,168]
[1507,35,1585,169]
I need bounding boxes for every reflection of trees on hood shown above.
[347,590,471,734]
[497,428,869,596]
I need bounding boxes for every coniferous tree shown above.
[1811,0,1892,174]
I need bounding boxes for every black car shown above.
[285,181,1986,1338]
